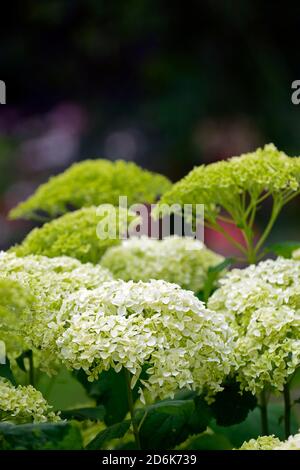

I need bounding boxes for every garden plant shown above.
[2,145,300,451]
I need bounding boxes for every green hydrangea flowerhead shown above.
[156,144,300,224]
[208,257,300,394]
[9,159,171,221]
[11,206,136,263]
[239,435,281,450]
[292,248,300,260]
[0,252,113,371]
[55,279,234,403]
[101,236,224,292]
[0,378,60,423]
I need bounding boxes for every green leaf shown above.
[210,379,257,426]
[266,241,300,258]
[211,404,298,448]
[74,369,129,425]
[0,422,82,450]
[135,398,211,450]
[37,367,93,410]
[0,357,16,386]
[182,432,232,450]
[74,368,145,426]
[86,421,130,450]
[187,396,212,434]
[202,258,234,302]
[60,406,105,422]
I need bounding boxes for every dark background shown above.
[1,0,300,253]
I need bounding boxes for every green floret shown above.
[155,144,300,262]
[9,159,171,221]
[11,206,137,263]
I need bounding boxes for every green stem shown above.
[283,383,291,439]
[260,390,269,435]
[124,369,141,450]
[28,350,35,387]
[208,220,248,255]
[254,200,281,255]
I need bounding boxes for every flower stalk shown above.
[283,382,291,439]
[260,389,269,436]
[124,369,141,450]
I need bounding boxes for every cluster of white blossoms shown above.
[208,257,300,395]
[101,236,224,292]
[55,279,234,402]
[274,432,300,450]
[0,378,59,423]
[240,432,300,450]
[239,435,281,450]
[0,252,113,370]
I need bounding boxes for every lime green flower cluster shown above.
[0,378,60,423]
[0,278,33,357]
[9,159,171,221]
[292,248,300,260]
[101,236,224,292]
[155,144,300,262]
[208,257,300,394]
[11,206,136,263]
[240,432,300,450]
[0,252,113,371]
[239,435,281,450]
[157,144,300,222]
[55,279,234,403]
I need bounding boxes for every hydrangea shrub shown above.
[2,147,300,451]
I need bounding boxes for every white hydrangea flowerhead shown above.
[0,252,113,370]
[208,257,300,395]
[275,432,300,450]
[56,279,234,403]
[101,236,224,292]
[0,378,60,423]
[240,431,300,450]
[239,435,281,450]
